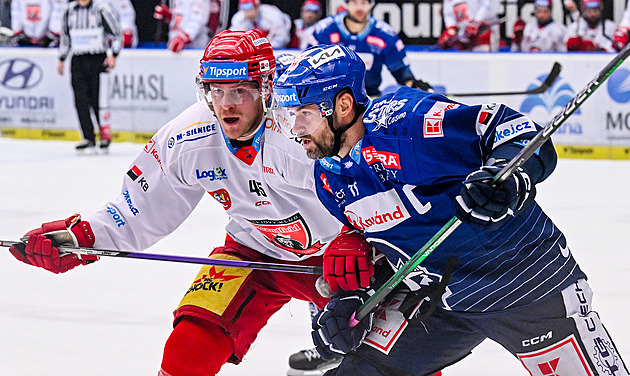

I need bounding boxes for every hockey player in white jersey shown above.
[614,0,630,50]
[154,0,211,53]
[229,0,292,49]
[566,0,617,52]
[96,0,137,47]
[10,0,56,47]
[437,0,501,51]
[8,30,380,376]
[512,0,566,52]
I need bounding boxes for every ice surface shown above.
[1,138,628,375]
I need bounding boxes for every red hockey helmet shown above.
[197,29,276,108]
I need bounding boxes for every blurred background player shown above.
[96,0,137,48]
[229,0,292,49]
[437,0,501,51]
[305,0,432,97]
[289,0,322,49]
[10,0,57,47]
[58,0,122,152]
[153,0,211,53]
[512,0,567,52]
[565,0,616,52]
[614,0,630,50]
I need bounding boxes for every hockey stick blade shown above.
[0,239,323,275]
[355,43,630,321]
[447,61,562,97]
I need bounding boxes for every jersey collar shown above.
[319,139,363,174]
[220,118,267,166]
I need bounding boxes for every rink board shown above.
[1,48,629,159]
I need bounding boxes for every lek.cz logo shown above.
[0,58,43,90]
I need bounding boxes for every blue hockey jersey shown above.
[309,14,415,96]
[314,86,586,313]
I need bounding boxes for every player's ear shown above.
[336,91,355,119]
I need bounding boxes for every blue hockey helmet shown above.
[273,44,368,138]
[274,53,296,82]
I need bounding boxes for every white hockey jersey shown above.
[83,102,342,261]
[521,21,567,52]
[441,0,500,50]
[565,18,617,52]
[47,0,66,36]
[168,0,211,49]
[10,0,52,40]
[95,0,137,46]
[229,4,292,48]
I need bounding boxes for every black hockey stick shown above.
[446,61,562,97]
[0,240,322,275]
[354,43,630,321]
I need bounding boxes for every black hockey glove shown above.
[411,79,434,92]
[312,290,373,359]
[455,160,536,230]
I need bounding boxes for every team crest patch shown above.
[209,189,231,210]
[177,255,251,315]
[423,117,443,138]
[247,213,325,256]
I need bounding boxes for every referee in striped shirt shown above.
[57,0,122,152]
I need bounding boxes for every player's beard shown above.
[304,126,344,159]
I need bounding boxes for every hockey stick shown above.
[446,61,562,97]
[354,43,630,321]
[0,240,323,275]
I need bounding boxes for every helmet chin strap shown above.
[326,108,362,157]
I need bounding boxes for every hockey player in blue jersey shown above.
[305,0,432,97]
[273,44,628,376]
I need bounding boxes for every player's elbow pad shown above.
[488,139,557,185]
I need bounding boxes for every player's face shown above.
[345,0,372,23]
[534,6,552,23]
[302,9,320,27]
[287,104,339,159]
[583,7,601,24]
[77,0,91,7]
[209,82,264,140]
[244,8,258,22]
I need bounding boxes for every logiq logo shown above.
[0,58,43,90]
[607,68,630,104]
[201,62,248,81]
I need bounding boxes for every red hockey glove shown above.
[512,17,526,46]
[566,36,584,51]
[9,214,98,274]
[464,20,489,41]
[437,26,458,49]
[323,230,374,293]
[154,4,172,23]
[614,27,630,51]
[123,29,134,47]
[168,32,191,53]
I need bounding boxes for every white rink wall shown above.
[1,48,630,155]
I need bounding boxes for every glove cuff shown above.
[65,214,96,248]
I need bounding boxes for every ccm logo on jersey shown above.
[344,190,410,232]
[362,146,401,169]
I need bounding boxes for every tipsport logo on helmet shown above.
[274,87,301,106]
[202,62,249,81]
